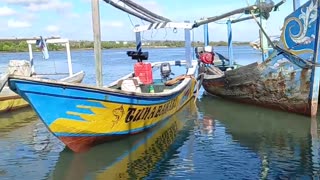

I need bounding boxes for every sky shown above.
[0,0,309,42]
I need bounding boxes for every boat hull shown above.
[202,62,311,116]
[0,71,85,113]
[8,76,196,152]
[201,0,320,116]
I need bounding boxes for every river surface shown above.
[0,46,320,179]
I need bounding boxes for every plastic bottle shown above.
[149,85,155,93]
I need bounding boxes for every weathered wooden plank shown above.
[91,0,103,87]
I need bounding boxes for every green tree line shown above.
[0,40,249,52]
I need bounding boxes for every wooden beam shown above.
[193,5,258,27]
[231,15,261,24]
[91,0,103,87]
[193,0,286,28]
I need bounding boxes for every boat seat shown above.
[118,78,142,93]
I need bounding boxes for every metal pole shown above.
[28,43,35,74]
[135,25,142,54]
[204,23,209,46]
[65,41,73,76]
[227,20,234,67]
[293,0,300,10]
[259,0,269,61]
[184,21,192,68]
[91,0,103,87]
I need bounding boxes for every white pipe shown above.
[66,42,73,75]
[28,43,35,74]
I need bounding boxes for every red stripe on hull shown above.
[59,131,143,153]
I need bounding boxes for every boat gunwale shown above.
[8,61,198,99]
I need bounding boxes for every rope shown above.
[194,73,204,103]
[0,73,9,92]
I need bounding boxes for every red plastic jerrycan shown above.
[134,62,153,84]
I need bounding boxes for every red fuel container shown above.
[134,62,153,84]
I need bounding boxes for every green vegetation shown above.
[0,40,250,52]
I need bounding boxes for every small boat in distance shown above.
[198,0,320,117]
[8,20,198,152]
[0,37,85,113]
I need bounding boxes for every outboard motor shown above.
[160,62,172,81]
[195,46,215,65]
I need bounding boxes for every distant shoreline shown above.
[0,41,250,53]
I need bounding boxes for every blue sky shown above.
[0,0,308,42]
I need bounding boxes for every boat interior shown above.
[108,50,195,94]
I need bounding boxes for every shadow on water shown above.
[197,95,320,179]
[48,100,198,180]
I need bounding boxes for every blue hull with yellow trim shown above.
[8,60,198,152]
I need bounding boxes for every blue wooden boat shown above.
[7,18,199,152]
[198,0,320,117]
[8,59,197,152]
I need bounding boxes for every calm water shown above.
[1,46,319,179]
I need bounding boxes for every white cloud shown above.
[3,0,72,12]
[3,0,49,5]
[66,12,80,19]
[26,1,72,12]
[45,25,59,33]
[0,6,16,16]
[7,19,32,28]
[102,21,124,28]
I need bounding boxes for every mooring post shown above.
[91,0,103,87]
[259,0,269,61]
[135,25,142,54]
[204,23,209,46]
[308,0,320,117]
[293,0,300,10]
[227,20,234,67]
[184,21,192,68]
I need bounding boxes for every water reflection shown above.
[0,109,63,180]
[0,107,37,134]
[49,100,198,180]
[198,95,320,179]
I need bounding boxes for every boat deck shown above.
[110,79,180,93]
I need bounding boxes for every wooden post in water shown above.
[293,0,300,10]
[227,19,234,67]
[91,0,103,87]
[204,23,209,46]
[259,0,269,61]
